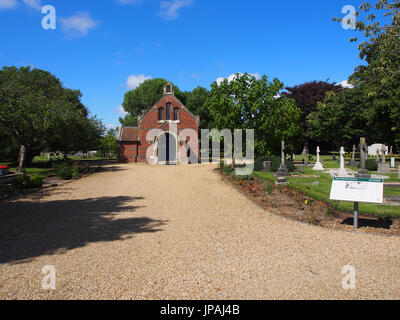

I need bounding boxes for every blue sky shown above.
[0,0,366,129]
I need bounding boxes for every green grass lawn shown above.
[254,164,400,219]
[1,155,116,178]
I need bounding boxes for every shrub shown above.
[219,160,225,171]
[265,183,273,194]
[254,155,296,173]
[254,156,271,172]
[11,174,44,189]
[58,164,73,180]
[363,159,378,171]
[223,165,234,175]
[30,174,44,188]
[233,174,254,181]
[11,174,31,189]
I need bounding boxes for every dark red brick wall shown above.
[118,95,199,163]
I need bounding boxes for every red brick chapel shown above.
[117,83,200,164]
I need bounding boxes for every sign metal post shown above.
[354,202,359,230]
[330,177,384,231]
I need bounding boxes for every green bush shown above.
[223,165,234,175]
[219,160,225,171]
[254,156,271,172]
[30,174,44,188]
[58,164,73,180]
[363,159,378,171]
[11,174,31,189]
[232,174,254,181]
[265,183,273,194]
[11,174,44,189]
[255,156,296,173]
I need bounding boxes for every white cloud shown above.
[115,106,128,116]
[22,0,41,10]
[60,12,98,38]
[126,74,152,90]
[216,73,261,85]
[106,123,117,130]
[339,80,354,89]
[159,0,194,20]
[0,0,17,9]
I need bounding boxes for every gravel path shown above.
[0,164,399,300]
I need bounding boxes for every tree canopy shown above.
[0,66,104,166]
[206,73,302,157]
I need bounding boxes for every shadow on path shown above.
[0,196,166,264]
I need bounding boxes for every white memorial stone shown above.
[338,147,347,177]
[368,144,388,156]
[312,146,325,171]
[391,158,395,168]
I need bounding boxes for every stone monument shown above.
[378,145,391,174]
[391,158,396,168]
[313,146,325,171]
[338,147,347,177]
[348,145,358,166]
[356,138,371,179]
[276,141,289,183]
[262,161,272,172]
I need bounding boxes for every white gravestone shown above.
[391,158,395,168]
[313,146,325,171]
[368,144,388,156]
[338,147,347,177]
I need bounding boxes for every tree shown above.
[119,113,138,127]
[335,0,400,80]
[331,1,400,149]
[122,78,187,125]
[0,66,103,169]
[99,129,118,158]
[283,81,343,153]
[307,88,368,149]
[206,73,301,159]
[184,86,212,129]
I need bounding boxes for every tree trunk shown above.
[17,145,26,172]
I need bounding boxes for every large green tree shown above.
[122,78,187,125]
[184,86,212,129]
[324,0,400,149]
[0,66,104,168]
[283,81,343,153]
[206,73,301,158]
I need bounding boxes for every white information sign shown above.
[330,177,384,204]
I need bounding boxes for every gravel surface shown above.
[0,163,399,300]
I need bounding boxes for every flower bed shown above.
[217,165,400,236]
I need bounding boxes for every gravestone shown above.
[262,161,272,172]
[389,146,393,155]
[348,145,358,166]
[378,145,390,174]
[332,153,337,161]
[338,147,347,177]
[391,158,396,168]
[277,140,289,178]
[356,138,371,179]
[368,144,388,156]
[313,146,325,171]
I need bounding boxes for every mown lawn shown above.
[255,163,400,219]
